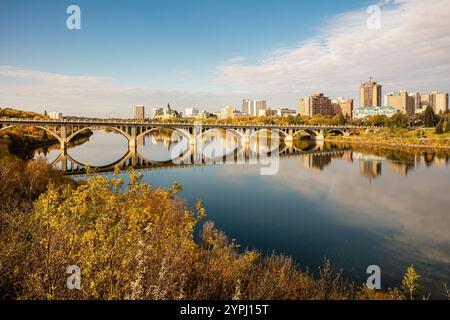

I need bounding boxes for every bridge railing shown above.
[0,117,383,129]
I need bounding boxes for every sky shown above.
[0,0,449,117]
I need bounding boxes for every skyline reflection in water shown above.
[33,130,450,296]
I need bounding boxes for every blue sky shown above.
[0,0,449,117]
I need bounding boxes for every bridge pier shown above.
[60,140,67,152]
[316,135,325,141]
[241,134,250,145]
[284,135,294,143]
[315,130,325,141]
[129,138,138,154]
[60,125,67,151]
[189,136,197,146]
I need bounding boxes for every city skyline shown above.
[1,0,450,117]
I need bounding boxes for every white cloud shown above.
[0,66,239,117]
[215,0,450,105]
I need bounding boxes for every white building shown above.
[185,107,199,118]
[48,112,63,120]
[353,106,399,119]
[150,107,165,118]
[242,99,268,116]
[151,104,180,119]
[276,108,297,117]
[219,106,242,119]
[133,105,145,120]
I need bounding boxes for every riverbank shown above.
[326,128,450,149]
[326,137,450,150]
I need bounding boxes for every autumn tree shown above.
[423,106,436,127]
[386,113,410,129]
[435,119,444,134]
[401,266,423,300]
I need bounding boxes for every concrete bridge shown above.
[0,118,374,152]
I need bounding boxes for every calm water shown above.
[34,130,450,297]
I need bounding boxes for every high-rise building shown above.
[242,99,251,115]
[332,97,354,118]
[386,91,415,117]
[48,112,63,120]
[299,93,333,116]
[416,92,449,114]
[254,100,268,116]
[241,99,268,116]
[219,106,234,119]
[359,79,382,107]
[431,91,449,114]
[419,93,432,111]
[133,105,145,120]
[409,92,421,114]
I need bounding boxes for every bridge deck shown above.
[0,117,377,130]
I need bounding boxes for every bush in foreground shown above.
[0,164,404,300]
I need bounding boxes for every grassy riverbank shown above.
[327,128,450,149]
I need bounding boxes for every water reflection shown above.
[32,130,450,296]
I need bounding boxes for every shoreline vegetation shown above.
[325,131,450,150]
[0,108,93,158]
[1,108,450,300]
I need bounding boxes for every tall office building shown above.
[386,91,415,117]
[299,93,333,116]
[409,92,422,114]
[241,99,268,116]
[254,100,268,116]
[48,112,63,120]
[431,91,449,114]
[133,105,145,120]
[332,97,354,118]
[242,99,251,116]
[416,92,449,114]
[420,93,432,111]
[359,79,382,107]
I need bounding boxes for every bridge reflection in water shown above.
[36,128,441,181]
[49,133,353,176]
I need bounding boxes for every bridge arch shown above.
[292,129,320,139]
[198,127,248,141]
[0,124,63,142]
[326,129,346,136]
[66,126,132,143]
[136,127,193,142]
